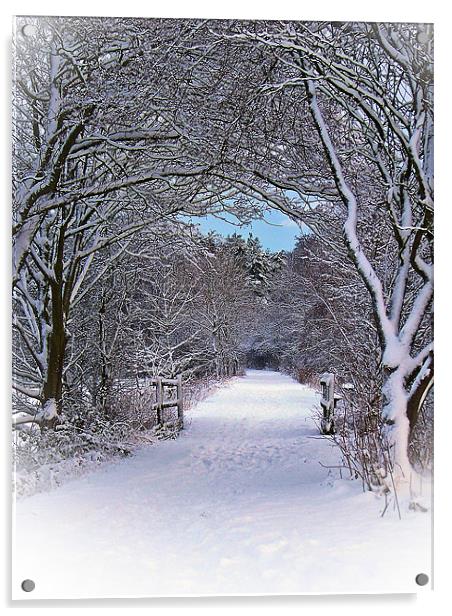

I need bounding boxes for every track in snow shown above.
[13,370,431,599]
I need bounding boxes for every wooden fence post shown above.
[177,373,184,428]
[319,372,335,435]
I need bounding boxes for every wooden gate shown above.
[151,374,184,428]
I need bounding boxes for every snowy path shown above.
[13,370,431,599]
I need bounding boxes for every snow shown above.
[319,371,334,409]
[12,370,431,599]
[36,398,58,422]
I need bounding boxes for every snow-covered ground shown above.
[12,370,432,599]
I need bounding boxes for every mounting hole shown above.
[21,24,37,38]
[417,30,431,45]
[21,579,35,592]
[415,573,429,586]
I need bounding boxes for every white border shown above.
[0,0,441,21]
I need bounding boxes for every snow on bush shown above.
[13,375,225,498]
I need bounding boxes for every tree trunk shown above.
[41,230,68,430]
[97,293,113,416]
[381,367,412,482]
[41,299,67,429]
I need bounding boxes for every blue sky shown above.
[188,210,305,252]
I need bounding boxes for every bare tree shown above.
[12,16,217,425]
[180,20,433,482]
